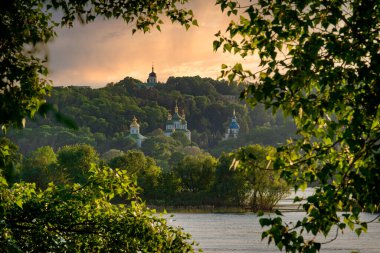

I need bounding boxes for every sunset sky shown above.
[47,1,258,87]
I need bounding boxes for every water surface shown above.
[168,212,380,253]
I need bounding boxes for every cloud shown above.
[47,0,259,87]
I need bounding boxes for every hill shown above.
[4,76,296,156]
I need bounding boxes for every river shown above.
[168,212,380,253]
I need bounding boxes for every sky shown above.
[47,1,258,87]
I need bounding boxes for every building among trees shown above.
[127,116,147,148]
[146,65,157,87]
[164,105,191,141]
[224,109,240,140]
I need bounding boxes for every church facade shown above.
[223,109,240,140]
[164,105,191,141]
[146,66,157,87]
[127,116,147,148]
[127,68,194,147]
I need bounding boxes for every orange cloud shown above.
[48,0,259,87]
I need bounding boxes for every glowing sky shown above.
[47,1,259,87]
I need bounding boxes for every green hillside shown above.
[5,76,296,156]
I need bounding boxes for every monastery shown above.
[127,68,240,147]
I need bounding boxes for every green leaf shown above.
[355,228,362,236]
[274,209,283,216]
[15,199,23,209]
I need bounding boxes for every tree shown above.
[137,156,162,202]
[0,166,196,252]
[232,145,288,210]
[109,150,146,174]
[215,0,380,252]
[101,149,125,162]
[0,0,196,131]
[57,144,100,184]
[213,152,248,206]
[141,135,180,162]
[171,131,191,146]
[212,145,288,209]
[0,138,22,184]
[21,146,60,189]
[174,154,217,193]
[108,150,162,202]
[0,0,199,251]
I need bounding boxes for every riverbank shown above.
[149,205,253,213]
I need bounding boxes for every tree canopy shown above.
[5,77,294,155]
[0,1,198,251]
[215,0,380,252]
[0,0,196,130]
[1,166,196,252]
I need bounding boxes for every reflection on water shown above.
[169,212,380,253]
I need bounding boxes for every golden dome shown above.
[130,116,140,128]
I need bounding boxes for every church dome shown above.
[229,110,240,129]
[147,65,157,85]
[172,112,182,121]
[149,66,157,77]
[130,116,140,128]
[229,119,240,129]
[172,104,183,121]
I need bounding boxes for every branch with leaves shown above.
[215,0,380,252]
[0,0,196,131]
[0,166,197,252]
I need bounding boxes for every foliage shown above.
[0,0,54,130]
[109,150,147,174]
[141,135,180,164]
[0,138,22,184]
[215,0,380,251]
[0,0,195,131]
[108,150,162,200]
[21,146,59,189]
[171,131,191,146]
[210,122,297,157]
[14,142,287,210]
[174,154,217,193]
[213,152,248,206]
[0,0,199,251]
[232,145,289,210]
[4,125,101,154]
[213,145,288,209]
[0,166,196,252]
[100,149,125,162]
[57,144,100,184]
[6,77,295,154]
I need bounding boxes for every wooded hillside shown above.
[5,76,295,155]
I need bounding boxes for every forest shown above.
[2,76,294,209]
[4,75,296,159]
[2,136,289,211]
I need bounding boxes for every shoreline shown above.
[148,205,258,213]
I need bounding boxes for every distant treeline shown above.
[2,137,289,211]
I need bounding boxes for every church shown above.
[223,109,240,140]
[127,104,191,148]
[127,116,147,148]
[146,66,157,87]
[127,68,195,147]
[164,104,191,141]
